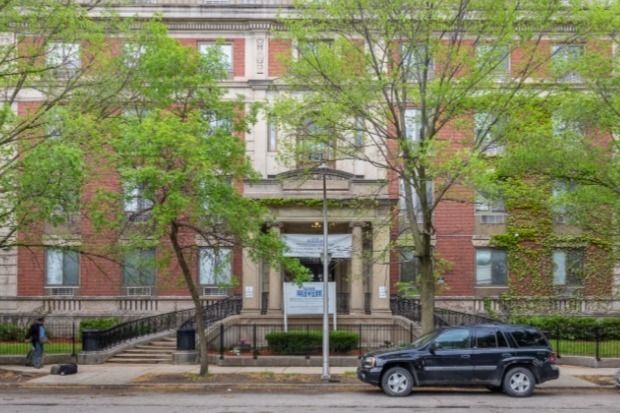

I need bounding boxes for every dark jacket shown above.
[25,322,42,343]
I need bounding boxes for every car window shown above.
[475,328,510,349]
[434,329,471,350]
[509,328,549,348]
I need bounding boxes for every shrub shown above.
[511,316,620,340]
[79,318,119,332]
[265,330,359,354]
[0,323,22,341]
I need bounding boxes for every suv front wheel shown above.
[381,366,413,397]
[503,367,535,397]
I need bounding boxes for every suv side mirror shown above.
[429,342,438,354]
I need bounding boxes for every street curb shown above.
[0,382,616,393]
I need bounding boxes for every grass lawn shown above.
[554,339,620,358]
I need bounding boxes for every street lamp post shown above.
[319,164,330,381]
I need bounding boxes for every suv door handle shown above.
[461,355,471,359]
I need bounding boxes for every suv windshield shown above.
[411,329,441,348]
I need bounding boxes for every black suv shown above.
[357,324,559,397]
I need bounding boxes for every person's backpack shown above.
[50,363,78,375]
[59,363,78,375]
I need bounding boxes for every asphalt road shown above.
[1,388,618,413]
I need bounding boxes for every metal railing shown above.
[390,295,496,328]
[206,323,417,358]
[547,324,620,360]
[180,295,242,329]
[83,296,241,352]
[0,317,79,356]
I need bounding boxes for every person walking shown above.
[25,317,47,369]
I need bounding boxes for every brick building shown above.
[1,0,618,322]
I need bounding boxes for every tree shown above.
[80,22,306,376]
[271,0,593,332]
[0,1,127,249]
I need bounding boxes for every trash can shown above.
[177,328,196,351]
[82,329,102,352]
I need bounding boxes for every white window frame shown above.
[475,111,505,156]
[198,42,233,74]
[399,178,433,223]
[551,44,584,83]
[404,108,422,142]
[47,42,80,77]
[553,249,584,286]
[123,182,154,214]
[476,43,510,80]
[122,249,156,287]
[475,248,508,286]
[268,121,278,152]
[122,43,146,69]
[401,44,434,82]
[46,249,79,286]
[199,247,232,286]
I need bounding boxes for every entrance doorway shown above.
[300,257,335,282]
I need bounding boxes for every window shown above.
[552,112,584,146]
[203,109,233,136]
[354,116,364,148]
[400,179,433,223]
[47,42,80,78]
[198,42,233,74]
[122,43,145,69]
[297,118,333,166]
[404,108,422,142]
[401,44,434,82]
[268,121,277,152]
[434,328,471,350]
[123,181,154,218]
[476,44,510,80]
[475,191,506,214]
[298,39,333,61]
[551,44,584,82]
[475,112,505,156]
[476,248,507,286]
[553,249,583,286]
[123,249,156,287]
[46,249,79,286]
[199,247,232,286]
[46,110,63,140]
[476,327,509,349]
[551,180,575,223]
[399,249,420,283]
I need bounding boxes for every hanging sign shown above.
[282,234,352,258]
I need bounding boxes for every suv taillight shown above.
[549,352,556,364]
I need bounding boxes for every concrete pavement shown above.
[0,363,617,391]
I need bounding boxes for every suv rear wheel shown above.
[503,367,535,397]
[381,366,413,397]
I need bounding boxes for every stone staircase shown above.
[106,336,178,364]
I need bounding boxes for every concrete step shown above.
[106,337,178,364]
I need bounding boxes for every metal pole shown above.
[321,165,330,381]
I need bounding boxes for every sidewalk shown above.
[0,363,617,391]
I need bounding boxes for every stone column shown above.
[371,222,391,315]
[349,222,365,315]
[267,222,283,314]
[241,247,261,315]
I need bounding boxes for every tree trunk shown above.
[169,222,209,376]
[419,251,435,334]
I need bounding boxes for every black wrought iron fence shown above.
[179,296,242,330]
[206,323,417,359]
[83,296,241,352]
[390,295,496,327]
[546,324,620,359]
[0,317,78,356]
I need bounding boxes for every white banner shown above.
[283,282,336,315]
[282,234,352,258]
